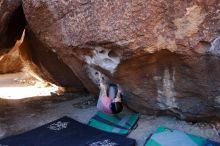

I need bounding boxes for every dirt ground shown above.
[0,73,219,146]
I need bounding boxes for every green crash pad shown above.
[144,125,220,146]
[88,111,139,135]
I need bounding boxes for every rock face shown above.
[0,31,24,73]
[0,0,25,50]
[21,0,220,121]
[19,30,85,91]
[0,0,26,73]
[0,0,84,90]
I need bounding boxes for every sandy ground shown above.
[0,73,219,146]
[0,72,59,99]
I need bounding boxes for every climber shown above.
[96,72,138,115]
[96,72,123,114]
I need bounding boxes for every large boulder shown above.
[22,0,220,121]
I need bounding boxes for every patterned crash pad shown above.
[144,125,220,146]
[88,111,139,135]
[0,116,136,146]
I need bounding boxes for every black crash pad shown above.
[0,116,136,146]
